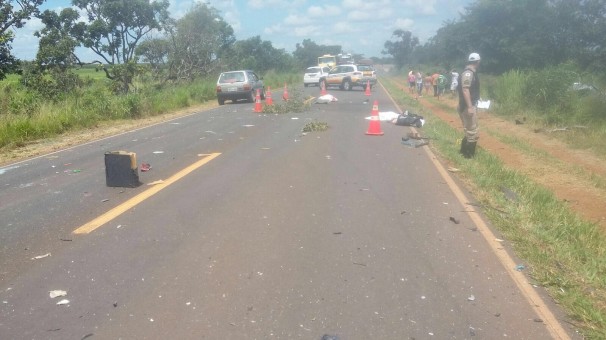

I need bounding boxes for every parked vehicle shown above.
[303,66,331,87]
[357,64,377,87]
[325,64,377,91]
[216,70,264,105]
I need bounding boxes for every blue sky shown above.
[11,0,472,61]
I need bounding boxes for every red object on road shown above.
[266,86,273,105]
[365,100,384,136]
[282,83,289,101]
[254,89,262,113]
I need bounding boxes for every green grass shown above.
[0,77,218,149]
[0,70,310,151]
[382,75,606,338]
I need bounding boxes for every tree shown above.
[293,39,341,69]
[135,37,170,78]
[224,36,294,74]
[23,8,82,98]
[382,30,419,70]
[166,3,234,81]
[58,0,171,92]
[0,0,45,80]
[551,0,606,75]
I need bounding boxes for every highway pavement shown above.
[0,83,574,339]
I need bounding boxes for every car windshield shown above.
[306,67,320,73]
[219,72,245,83]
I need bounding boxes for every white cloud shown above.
[247,0,289,9]
[264,23,283,35]
[348,10,372,21]
[283,15,311,26]
[293,25,321,37]
[394,18,414,30]
[308,5,341,17]
[333,21,359,34]
[402,0,437,15]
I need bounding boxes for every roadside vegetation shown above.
[382,75,606,339]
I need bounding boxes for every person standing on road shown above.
[457,53,481,158]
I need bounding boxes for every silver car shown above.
[216,70,265,105]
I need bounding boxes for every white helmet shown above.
[468,53,481,62]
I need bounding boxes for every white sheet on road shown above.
[365,111,400,121]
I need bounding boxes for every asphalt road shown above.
[0,83,572,339]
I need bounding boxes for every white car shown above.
[303,66,331,87]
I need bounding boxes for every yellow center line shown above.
[73,152,221,235]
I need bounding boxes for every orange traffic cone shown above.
[320,81,327,96]
[254,89,262,113]
[266,86,273,105]
[365,80,371,96]
[282,83,289,101]
[365,100,383,136]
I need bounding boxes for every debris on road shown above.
[448,167,461,172]
[515,264,526,271]
[49,290,67,298]
[365,111,399,121]
[32,253,51,260]
[152,151,164,154]
[401,137,429,148]
[140,163,152,172]
[467,295,476,301]
[56,299,70,305]
[321,334,340,340]
[315,94,338,104]
[449,217,460,224]
[147,180,164,186]
[393,111,425,127]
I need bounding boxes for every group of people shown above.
[406,52,482,159]
[407,70,460,100]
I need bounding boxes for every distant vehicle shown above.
[318,54,337,69]
[303,66,331,87]
[337,53,354,65]
[216,70,264,105]
[325,64,377,91]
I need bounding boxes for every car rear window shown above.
[219,72,245,83]
[306,67,321,73]
[358,65,373,71]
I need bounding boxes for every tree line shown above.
[4,0,605,98]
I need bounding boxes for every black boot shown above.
[464,141,477,158]
[460,137,468,156]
